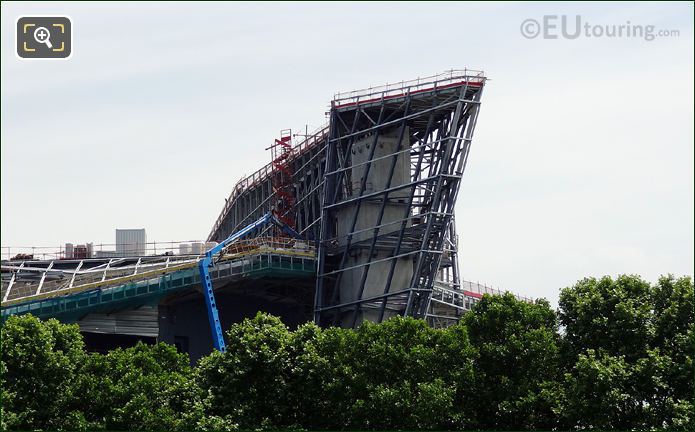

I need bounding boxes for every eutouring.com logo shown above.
[520,15,680,41]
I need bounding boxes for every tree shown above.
[196,313,475,430]
[559,274,653,362]
[78,341,202,431]
[649,275,694,429]
[1,315,89,430]
[285,321,358,429]
[558,349,635,429]
[0,357,19,430]
[461,293,562,430]
[343,317,471,430]
[287,315,474,430]
[556,274,694,430]
[2,275,691,431]
[195,312,293,429]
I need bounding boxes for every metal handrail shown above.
[2,243,318,306]
[333,69,486,106]
[433,278,533,303]
[0,240,211,261]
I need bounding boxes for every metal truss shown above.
[207,125,328,243]
[314,71,486,327]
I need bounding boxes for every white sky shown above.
[2,2,693,305]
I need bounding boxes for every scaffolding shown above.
[208,124,328,243]
[269,129,296,231]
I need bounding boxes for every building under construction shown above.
[1,70,530,360]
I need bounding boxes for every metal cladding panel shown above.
[77,305,159,337]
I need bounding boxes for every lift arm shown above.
[198,212,301,352]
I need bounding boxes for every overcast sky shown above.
[2,2,693,305]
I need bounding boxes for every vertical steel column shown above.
[314,108,340,324]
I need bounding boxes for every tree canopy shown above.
[556,274,694,430]
[1,273,692,431]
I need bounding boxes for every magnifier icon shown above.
[33,26,53,49]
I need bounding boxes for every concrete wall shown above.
[335,127,414,325]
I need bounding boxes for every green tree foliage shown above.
[652,276,695,403]
[78,342,202,431]
[557,274,694,430]
[1,315,202,431]
[195,313,293,429]
[310,317,474,430]
[195,313,475,430]
[462,293,561,430]
[1,273,692,431]
[559,274,653,361]
[1,315,88,430]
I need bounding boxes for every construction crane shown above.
[197,212,301,352]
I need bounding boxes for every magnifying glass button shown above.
[34,27,53,49]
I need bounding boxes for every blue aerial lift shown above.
[197,212,301,352]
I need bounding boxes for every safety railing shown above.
[1,240,318,307]
[2,251,317,319]
[1,240,211,261]
[216,251,317,278]
[459,280,533,303]
[224,237,316,256]
[332,69,486,108]
[1,255,199,304]
[433,277,533,306]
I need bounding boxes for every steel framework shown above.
[0,71,544,349]
[201,71,489,328]
[314,71,486,326]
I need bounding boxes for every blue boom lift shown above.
[197,212,301,352]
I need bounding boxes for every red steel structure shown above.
[269,129,296,232]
